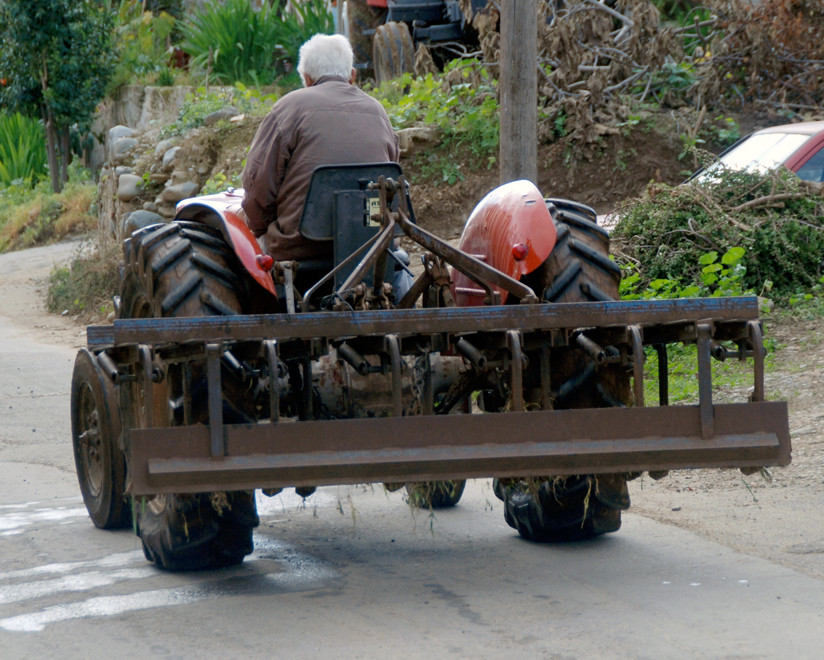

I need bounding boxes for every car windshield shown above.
[717,132,810,171]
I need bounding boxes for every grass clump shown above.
[47,239,121,322]
[160,83,278,138]
[0,166,97,253]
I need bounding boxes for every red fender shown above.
[175,190,278,298]
[452,180,556,306]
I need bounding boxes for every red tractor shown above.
[71,164,789,570]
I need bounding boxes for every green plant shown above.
[180,0,333,86]
[703,115,740,148]
[47,238,120,321]
[0,0,114,193]
[109,1,176,92]
[633,60,696,105]
[371,59,499,183]
[160,83,279,137]
[0,163,97,253]
[0,113,48,186]
[155,67,176,87]
[201,171,243,195]
[275,0,336,76]
[619,246,774,405]
[619,247,756,301]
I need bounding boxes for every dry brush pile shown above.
[611,167,824,298]
[451,0,824,144]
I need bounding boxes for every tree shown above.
[0,0,114,192]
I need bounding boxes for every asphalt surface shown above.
[1,242,823,659]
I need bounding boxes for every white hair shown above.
[297,34,354,84]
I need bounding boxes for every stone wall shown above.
[91,85,194,170]
[94,83,246,241]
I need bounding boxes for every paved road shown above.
[2,244,823,659]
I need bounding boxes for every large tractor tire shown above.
[71,349,131,529]
[120,221,259,571]
[372,21,415,86]
[495,200,632,542]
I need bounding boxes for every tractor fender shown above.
[175,190,278,298]
[452,179,556,305]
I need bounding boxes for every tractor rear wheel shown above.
[346,0,387,71]
[120,221,259,570]
[496,200,632,541]
[372,21,415,86]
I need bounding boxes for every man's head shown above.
[297,34,355,87]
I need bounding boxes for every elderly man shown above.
[241,34,400,261]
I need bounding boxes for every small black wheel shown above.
[71,349,131,529]
[372,21,415,86]
[406,480,466,508]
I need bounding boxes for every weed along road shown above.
[1,243,823,658]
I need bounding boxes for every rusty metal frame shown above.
[87,296,764,350]
[127,402,790,494]
[86,295,792,495]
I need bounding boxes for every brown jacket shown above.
[241,76,399,260]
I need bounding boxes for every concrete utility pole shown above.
[499,0,538,185]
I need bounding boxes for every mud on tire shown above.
[496,200,632,542]
[406,480,466,509]
[121,221,259,570]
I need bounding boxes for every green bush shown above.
[371,59,499,183]
[109,1,176,92]
[179,0,333,86]
[0,112,47,186]
[275,0,336,82]
[612,167,824,300]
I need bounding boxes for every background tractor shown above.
[343,0,490,83]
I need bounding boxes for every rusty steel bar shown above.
[507,330,524,411]
[337,342,370,375]
[385,334,403,417]
[421,350,434,415]
[138,345,154,428]
[539,343,552,410]
[301,229,383,311]
[749,320,765,402]
[654,344,669,406]
[264,340,280,424]
[455,337,487,370]
[206,344,224,457]
[127,401,791,495]
[87,297,762,350]
[628,325,644,408]
[337,214,396,295]
[697,323,714,439]
[576,333,606,364]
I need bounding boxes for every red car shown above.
[696,120,824,182]
[602,121,824,229]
